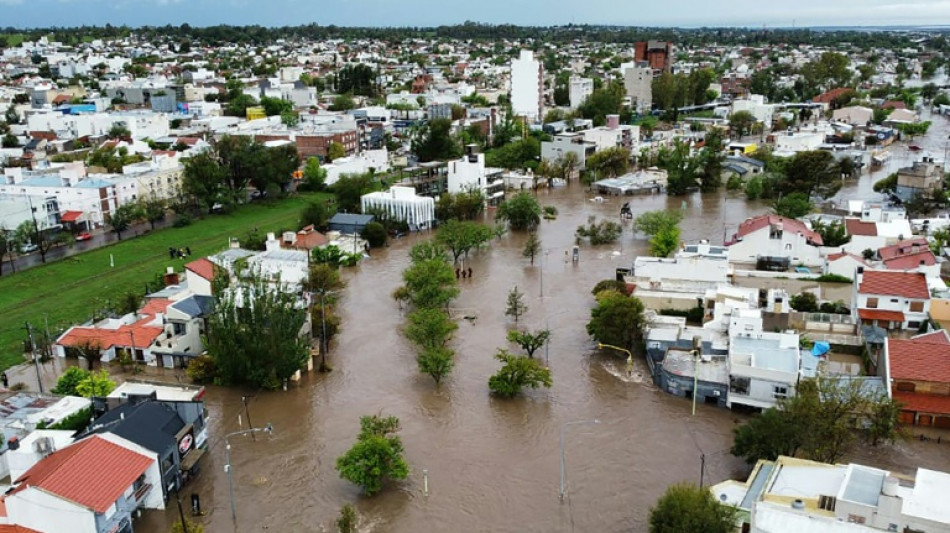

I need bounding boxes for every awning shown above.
[180,448,206,472]
[857,309,905,322]
[60,210,84,223]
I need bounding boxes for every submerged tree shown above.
[505,286,528,323]
[336,415,410,495]
[488,349,553,398]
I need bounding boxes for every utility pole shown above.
[43,315,52,360]
[176,495,190,533]
[24,322,43,393]
[242,395,255,441]
[25,196,46,264]
[700,453,706,488]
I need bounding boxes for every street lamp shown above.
[560,419,600,501]
[225,423,274,521]
[539,249,550,298]
[597,343,634,378]
[542,309,572,367]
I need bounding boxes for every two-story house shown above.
[0,434,163,533]
[852,269,931,331]
[726,215,824,269]
[885,330,950,429]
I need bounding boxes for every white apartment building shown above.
[569,76,594,109]
[510,50,543,123]
[446,148,505,205]
[1,164,118,228]
[622,63,653,114]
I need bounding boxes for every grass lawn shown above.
[1,34,26,47]
[0,193,332,371]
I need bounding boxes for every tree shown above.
[435,188,485,221]
[496,192,541,231]
[107,123,130,139]
[657,140,701,195]
[170,519,205,533]
[140,198,167,229]
[405,308,458,350]
[330,172,378,213]
[505,286,528,323]
[329,94,356,112]
[523,232,541,265]
[779,150,842,199]
[789,292,819,312]
[728,110,756,138]
[183,151,228,212]
[335,415,410,495]
[299,157,327,192]
[484,137,540,170]
[649,483,736,533]
[52,367,91,396]
[337,64,379,97]
[591,279,628,295]
[15,220,52,264]
[0,227,18,276]
[488,349,553,397]
[1,133,17,148]
[75,369,116,398]
[436,220,493,263]
[299,200,332,230]
[259,96,292,117]
[361,222,388,248]
[327,142,346,162]
[411,118,460,162]
[575,216,622,245]
[205,274,309,389]
[402,258,459,310]
[225,93,257,117]
[812,220,850,247]
[337,504,358,533]
[731,406,804,463]
[650,226,681,258]
[507,329,550,358]
[586,147,630,179]
[699,129,725,192]
[634,210,683,238]
[417,346,454,385]
[577,81,625,126]
[771,193,813,219]
[109,202,143,240]
[586,290,646,353]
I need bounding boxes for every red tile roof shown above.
[59,210,83,223]
[888,330,950,383]
[844,218,878,237]
[878,238,929,260]
[729,215,823,246]
[812,88,853,104]
[15,435,153,513]
[185,258,215,281]
[883,251,937,270]
[0,526,43,533]
[882,100,907,110]
[893,392,950,416]
[858,270,930,299]
[858,309,905,322]
[826,251,869,265]
[56,299,170,350]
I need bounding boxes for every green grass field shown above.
[1,34,27,47]
[0,193,331,371]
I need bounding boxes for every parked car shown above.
[19,242,38,254]
[75,232,92,241]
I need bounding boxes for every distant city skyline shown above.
[3,0,950,30]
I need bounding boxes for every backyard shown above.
[0,193,332,370]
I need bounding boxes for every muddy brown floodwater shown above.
[135,119,950,533]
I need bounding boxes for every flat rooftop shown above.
[108,382,204,403]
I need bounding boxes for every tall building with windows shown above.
[510,50,543,123]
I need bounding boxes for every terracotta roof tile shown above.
[0,526,43,533]
[858,309,905,322]
[878,238,929,260]
[812,88,853,104]
[858,270,930,299]
[729,215,823,246]
[56,299,170,350]
[15,435,153,513]
[827,251,869,265]
[888,331,950,383]
[883,251,936,270]
[893,392,950,416]
[185,258,216,281]
[844,218,878,237]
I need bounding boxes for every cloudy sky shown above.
[3,0,950,28]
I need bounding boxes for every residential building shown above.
[885,330,950,429]
[852,269,931,331]
[0,164,118,229]
[568,77,593,110]
[712,455,950,533]
[582,116,638,152]
[510,50,542,123]
[327,213,375,235]
[446,146,505,205]
[621,63,653,114]
[726,310,815,410]
[245,234,310,289]
[833,105,874,126]
[824,251,870,280]
[1,434,164,533]
[361,186,436,230]
[540,132,595,170]
[622,248,730,311]
[731,94,774,130]
[634,41,673,72]
[726,214,824,269]
[895,157,943,203]
[322,149,389,186]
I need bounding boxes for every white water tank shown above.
[882,476,899,497]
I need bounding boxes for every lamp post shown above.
[597,343,634,378]
[539,249,550,298]
[225,423,274,521]
[543,309,572,367]
[560,419,600,501]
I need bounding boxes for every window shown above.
[890,298,899,303]
[910,301,924,312]
[818,495,837,511]
[908,321,920,330]
[866,298,879,309]
[730,376,750,395]
[172,322,186,336]
[848,514,866,525]
[773,386,789,399]
[896,382,916,393]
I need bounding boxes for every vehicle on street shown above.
[19,243,38,253]
[75,232,92,241]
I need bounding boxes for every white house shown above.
[852,269,931,331]
[727,215,824,268]
[323,149,389,187]
[361,186,435,230]
[726,309,815,410]
[446,148,505,205]
[1,433,164,533]
[824,251,870,280]
[568,77,593,110]
[731,94,774,130]
[624,250,730,311]
[510,50,542,122]
[621,63,653,114]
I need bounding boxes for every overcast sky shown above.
[3,0,950,29]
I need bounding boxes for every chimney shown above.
[229,238,240,249]
[163,266,180,287]
[265,232,280,252]
[606,115,620,130]
[912,243,920,254]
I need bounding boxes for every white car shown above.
[19,242,39,254]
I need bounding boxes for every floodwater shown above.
[121,114,950,533]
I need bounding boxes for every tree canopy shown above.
[586,289,646,353]
[496,192,541,231]
[649,483,736,533]
[335,415,409,495]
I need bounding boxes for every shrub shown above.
[186,355,218,384]
[361,221,388,248]
[52,367,91,396]
[173,214,193,228]
[591,279,628,295]
[815,273,852,283]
